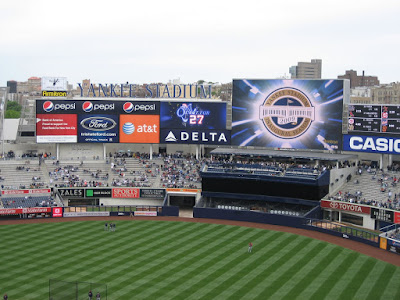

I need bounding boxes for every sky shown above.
[0,0,399,87]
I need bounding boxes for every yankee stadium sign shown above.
[77,83,213,99]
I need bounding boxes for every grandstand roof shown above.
[210,148,358,162]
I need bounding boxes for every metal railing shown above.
[304,218,380,243]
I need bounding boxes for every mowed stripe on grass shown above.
[0,220,399,300]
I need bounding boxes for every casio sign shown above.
[80,117,117,131]
[348,136,400,153]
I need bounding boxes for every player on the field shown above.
[248,242,253,253]
[88,290,93,300]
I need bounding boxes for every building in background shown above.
[338,70,379,88]
[289,59,322,79]
[371,82,400,104]
[350,87,372,104]
[7,81,17,94]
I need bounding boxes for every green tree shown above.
[6,101,22,112]
[5,110,21,119]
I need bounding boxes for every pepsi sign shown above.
[122,102,158,114]
[42,101,76,113]
[37,100,159,115]
[82,101,115,112]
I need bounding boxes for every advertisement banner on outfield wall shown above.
[58,188,84,198]
[140,189,166,199]
[112,188,140,198]
[85,189,112,198]
[232,79,346,150]
[166,188,200,193]
[134,211,158,216]
[0,207,52,215]
[63,211,110,217]
[1,188,51,195]
[52,207,63,217]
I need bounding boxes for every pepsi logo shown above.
[43,101,54,112]
[123,122,135,135]
[82,101,93,112]
[123,102,134,113]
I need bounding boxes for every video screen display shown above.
[232,79,345,150]
[160,102,226,130]
[348,105,400,134]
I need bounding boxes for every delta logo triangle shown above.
[165,131,178,142]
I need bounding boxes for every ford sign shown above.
[80,117,117,131]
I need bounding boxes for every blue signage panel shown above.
[343,134,400,154]
[160,128,231,145]
[160,102,226,130]
[78,114,119,143]
[232,79,344,150]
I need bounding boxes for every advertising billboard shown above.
[160,128,231,145]
[119,114,159,143]
[42,77,67,91]
[36,114,77,143]
[41,77,68,97]
[320,200,371,214]
[36,99,227,145]
[36,100,160,144]
[112,188,140,198]
[160,102,226,129]
[343,134,400,154]
[232,79,345,150]
[159,101,229,145]
[78,114,119,143]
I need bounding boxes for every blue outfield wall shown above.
[193,207,304,227]
[193,207,380,248]
[160,205,179,216]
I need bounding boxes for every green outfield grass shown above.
[0,220,399,299]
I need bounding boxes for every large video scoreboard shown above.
[232,79,346,151]
[35,99,230,145]
[348,105,400,134]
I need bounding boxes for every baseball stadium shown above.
[1,78,400,299]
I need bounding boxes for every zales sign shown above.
[320,200,371,215]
